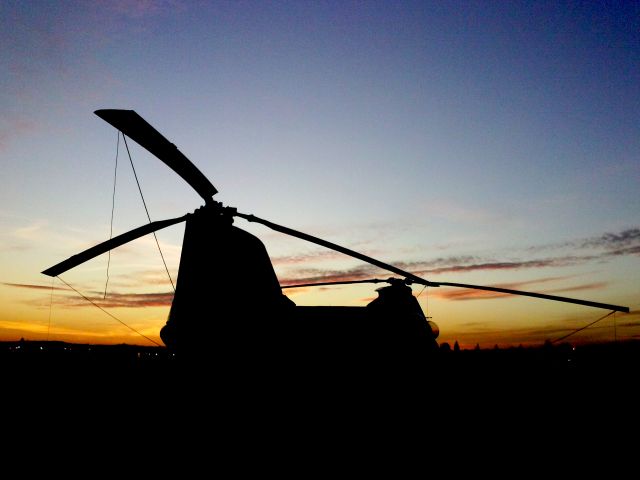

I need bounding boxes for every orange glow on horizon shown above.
[1,274,637,348]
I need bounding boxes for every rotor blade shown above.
[42,215,188,277]
[235,212,435,286]
[95,109,217,202]
[282,278,392,289]
[434,281,630,313]
[236,212,630,313]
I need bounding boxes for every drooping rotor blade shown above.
[431,282,630,313]
[42,215,189,277]
[95,109,217,202]
[282,278,393,289]
[236,212,630,313]
[235,212,435,286]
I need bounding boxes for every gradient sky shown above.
[1,1,638,348]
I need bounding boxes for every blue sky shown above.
[1,1,638,347]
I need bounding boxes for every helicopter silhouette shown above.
[42,110,630,378]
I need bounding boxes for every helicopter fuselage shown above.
[159,205,439,372]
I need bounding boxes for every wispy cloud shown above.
[432,281,609,301]
[425,201,506,226]
[46,291,173,309]
[0,117,37,151]
[1,282,69,292]
[277,254,600,287]
[527,227,640,253]
[11,220,48,240]
[279,254,619,305]
[409,257,589,275]
[277,227,640,287]
[99,0,186,19]
[578,228,640,249]
[0,219,97,254]
[272,250,344,265]
[546,282,609,294]
[3,282,173,309]
[10,225,637,309]
[104,269,178,289]
[84,291,173,308]
[604,246,640,256]
[279,266,380,286]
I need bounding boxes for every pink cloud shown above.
[2,282,69,292]
[433,281,609,302]
[96,0,186,19]
[3,282,172,309]
[0,117,37,151]
[271,250,343,265]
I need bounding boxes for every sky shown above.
[1,0,638,348]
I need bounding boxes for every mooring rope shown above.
[551,310,615,343]
[57,275,161,347]
[104,130,120,299]
[121,134,175,292]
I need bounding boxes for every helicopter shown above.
[42,110,630,379]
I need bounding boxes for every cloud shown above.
[99,0,186,19]
[86,291,174,308]
[0,218,101,254]
[278,265,614,305]
[335,255,593,279]
[619,321,640,328]
[271,250,344,265]
[277,254,537,287]
[409,228,640,275]
[528,227,640,253]
[2,281,172,309]
[432,280,609,302]
[279,265,380,286]
[579,228,640,249]
[12,220,48,240]
[424,201,505,225]
[1,282,69,292]
[274,227,640,304]
[605,246,640,257]
[545,282,608,294]
[277,252,607,289]
[412,257,589,275]
[105,269,178,288]
[0,117,37,151]
[31,220,639,307]
[342,239,637,280]
[50,289,174,309]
